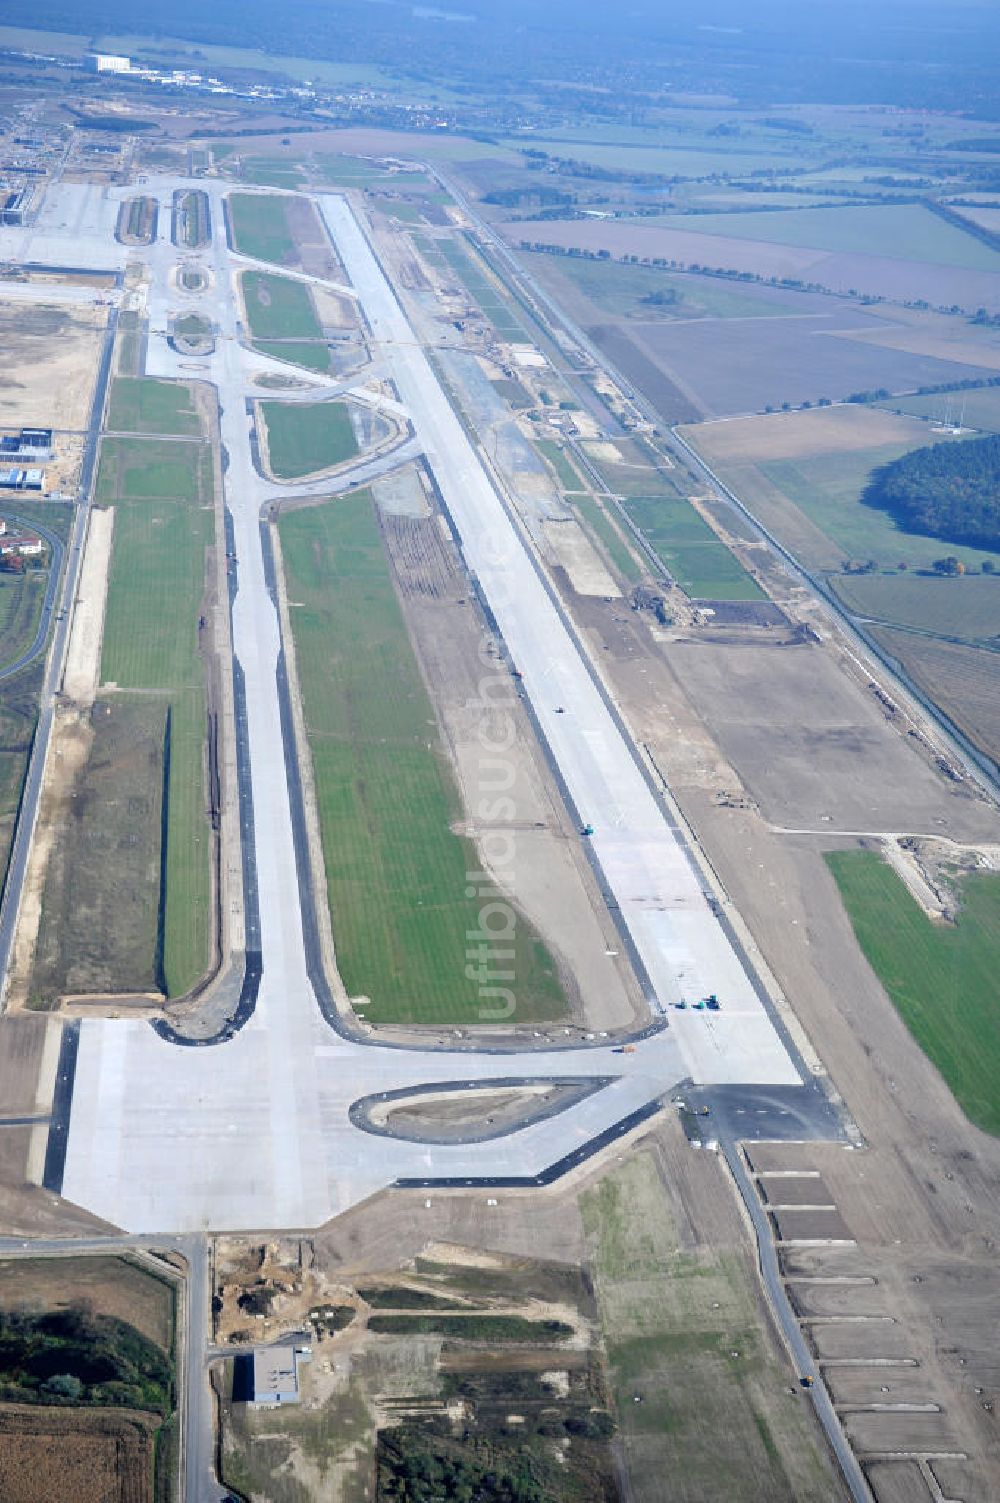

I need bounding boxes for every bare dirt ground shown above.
[0,1253,176,1350]
[0,301,106,430]
[381,502,645,1032]
[681,404,934,465]
[62,507,113,703]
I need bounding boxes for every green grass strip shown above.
[575,494,643,584]
[280,492,567,1025]
[826,850,1000,1134]
[97,437,213,996]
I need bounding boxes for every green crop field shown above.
[97,437,213,996]
[241,271,322,340]
[229,192,298,263]
[831,571,1000,643]
[827,851,1000,1134]
[313,155,430,188]
[878,386,1000,433]
[652,203,1000,271]
[582,438,683,500]
[501,138,801,179]
[260,401,358,478]
[106,377,201,438]
[575,494,642,583]
[623,494,763,599]
[252,339,331,374]
[279,493,567,1025]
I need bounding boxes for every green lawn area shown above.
[260,401,358,478]
[581,1154,837,1503]
[97,437,213,996]
[106,377,201,438]
[575,494,642,583]
[826,850,1000,1134]
[252,340,331,374]
[652,203,1000,271]
[279,492,567,1025]
[623,494,762,599]
[241,271,322,340]
[831,571,1000,643]
[228,191,298,262]
[752,446,1000,572]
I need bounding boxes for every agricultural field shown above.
[313,155,431,189]
[228,191,298,263]
[505,219,1000,311]
[869,628,1000,769]
[0,1408,159,1503]
[240,270,323,341]
[524,252,804,323]
[877,384,1000,433]
[279,491,567,1024]
[623,494,763,599]
[582,1153,839,1503]
[92,437,214,997]
[826,852,1000,1134]
[259,400,358,479]
[832,572,1000,643]
[106,377,201,438]
[625,305,997,419]
[683,406,1000,573]
[651,204,1000,272]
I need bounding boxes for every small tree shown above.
[42,1374,83,1400]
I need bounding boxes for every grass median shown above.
[279,491,567,1025]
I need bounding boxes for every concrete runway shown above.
[5,178,815,1234]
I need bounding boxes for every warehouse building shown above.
[248,1345,305,1407]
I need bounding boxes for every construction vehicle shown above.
[613,1044,637,1055]
[799,1376,815,1389]
[706,994,720,1012]
[581,823,595,837]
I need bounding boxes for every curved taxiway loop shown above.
[30,176,841,1238]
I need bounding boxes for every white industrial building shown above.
[86,53,131,74]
